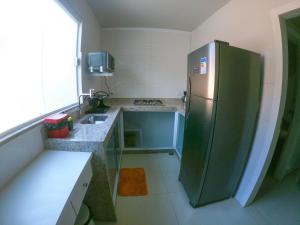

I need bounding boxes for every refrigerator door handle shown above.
[186,76,192,119]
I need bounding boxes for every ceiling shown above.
[87,0,230,32]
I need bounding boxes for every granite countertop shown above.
[105,98,185,116]
[46,98,185,146]
[58,106,121,143]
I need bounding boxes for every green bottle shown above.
[67,116,73,131]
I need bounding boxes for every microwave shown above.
[87,51,115,74]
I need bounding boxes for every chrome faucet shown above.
[78,89,95,115]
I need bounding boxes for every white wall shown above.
[101,28,191,98]
[190,0,296,206]
[65,0,104,93]
[0,0,102,189]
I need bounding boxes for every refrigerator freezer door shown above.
[188,42,218,100]
[179,95,216,207]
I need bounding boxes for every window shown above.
[0,0,80,135]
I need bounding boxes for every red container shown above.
[44,114,69,138]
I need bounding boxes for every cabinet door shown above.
[123,112,175,149]
[106,131,117,193]
[176,114,185,157]
[114,120,121,171]
[70,161,92,214]
[105,116,122,195]
[57,201,76,225]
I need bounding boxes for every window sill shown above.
[0,104,79,146]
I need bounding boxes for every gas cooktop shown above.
[134,99,164,106]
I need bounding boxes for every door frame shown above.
[239,1,300,206]
[273,20,300,180]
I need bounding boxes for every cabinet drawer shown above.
[70,161,93,214]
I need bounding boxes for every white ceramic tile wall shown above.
[0,125,44,189]
[190,0,296,206]
[66,0,104,93]
[101,28,191,98]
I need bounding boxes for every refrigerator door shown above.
[188,42,219,100]
[179,95,216,207]
[197,44,262,206]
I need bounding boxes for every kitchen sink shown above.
[80,115,108,124]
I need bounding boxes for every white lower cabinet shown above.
[58,160,93,225]
[0,151,92,225]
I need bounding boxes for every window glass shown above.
[0,0,79,135]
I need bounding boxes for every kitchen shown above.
[0,0,300,225]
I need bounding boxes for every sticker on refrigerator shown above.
[193,67,200,74]
[200,57,207,74]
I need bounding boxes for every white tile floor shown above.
[96,153,300,225]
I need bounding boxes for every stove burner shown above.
[134,99,163,106]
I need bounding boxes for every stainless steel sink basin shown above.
[80,115,108,124]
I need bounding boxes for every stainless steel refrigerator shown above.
[179,40,262,207]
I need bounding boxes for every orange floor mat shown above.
[118,168,148,196]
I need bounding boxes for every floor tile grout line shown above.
[251,204,277,225]
[166,192,181,225]
[151,154,182,225]
[117,153,300,225]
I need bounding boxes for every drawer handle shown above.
[83,182,88,188]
